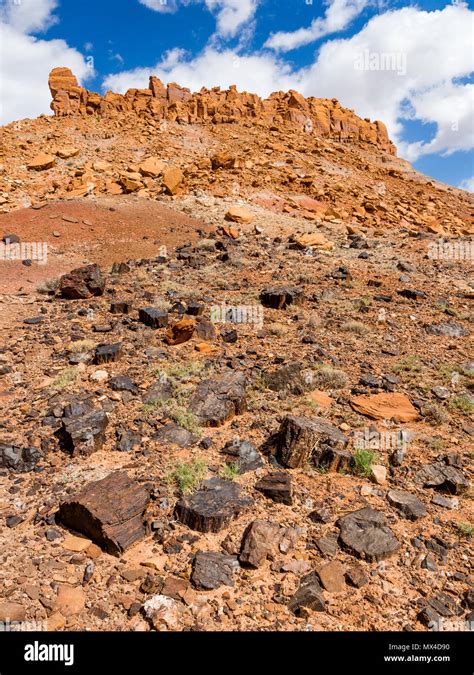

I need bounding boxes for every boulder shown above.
[191,552,240,590]
[189,371,247,426]
[174,477,251,533]
[350,392,418,422]
[337,507,400,562]
[57,471,151,555]
[59,264,105,299]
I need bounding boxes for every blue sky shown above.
[1,0,473,190]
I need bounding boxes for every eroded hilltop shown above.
[49,67,395,154]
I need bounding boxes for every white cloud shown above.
[459,176,474,192]
[0,0,59,34]
[265,0,371,52]
[104,4,473,162]
[139,0,259,37]
[138,0,179,13]
[103,46,296,95]
[205,0,259,38]
[0,3,91,124]
[298,5,474,159]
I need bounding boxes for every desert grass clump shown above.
[52,368,78,389]
[166,459,207,494]
[341,320,369,335]
[353,448,377,478]
[453,521,473,538]
[450,394,474,416]
[312,365,348,390]
[393,355,423,373]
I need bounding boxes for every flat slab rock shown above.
[415,461,469,495]
[57,471,151,556]
[387,489,427,520]
[350,392,418,422]
[59,264,105,299]
[153,423,197,448]
[191,552,240,590]
[189,371,247,427]
[425,320,469,338]
[276,414,347,469]
[174,477,252,533]
[337,507,400,562]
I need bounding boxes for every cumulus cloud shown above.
[265,0,371,52]
[139,0,259,37]
[0,2,91,124]
[0,0,59,34]
[105,4,473,162]
[138,0,180,13]
[204,0,259,38]
[459,176,474,192]
[103,46,296,95]
[298,5,474,159]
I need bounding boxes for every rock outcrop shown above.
[48,67,396,154]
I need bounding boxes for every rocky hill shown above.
[0,68,472,633]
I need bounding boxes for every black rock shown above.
[415,461,469,495]
[345,565,368,588]
[221,438,263,474]
[94,343,122,365]
[174,477,252,533]
[387,489,427,520]
[189,371,247,427]
[397,289,426,300]
[337,507,400,562]
[110,302,130,314]
[191,551,240,590]
[288,573,326,615]
[45,528,62,541]
[255,472,293,505]
[0,444,42,473]
[308,505,332,523]
[23,316,44,325]
[139,307,169,329]
[6,515,24,528]
[116,429,141,452]
[59,264,105,299]
[153,423,197,448]
[109,375,138,394]
[220,327,238,343]
[260,286,303,309]
[276,415,347,469]
[425,320,469,338]
[266,362,311,395]
[142,378,173,404]
[2,233,20,244]
[186,302,204,316]
[56,408,108,457]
